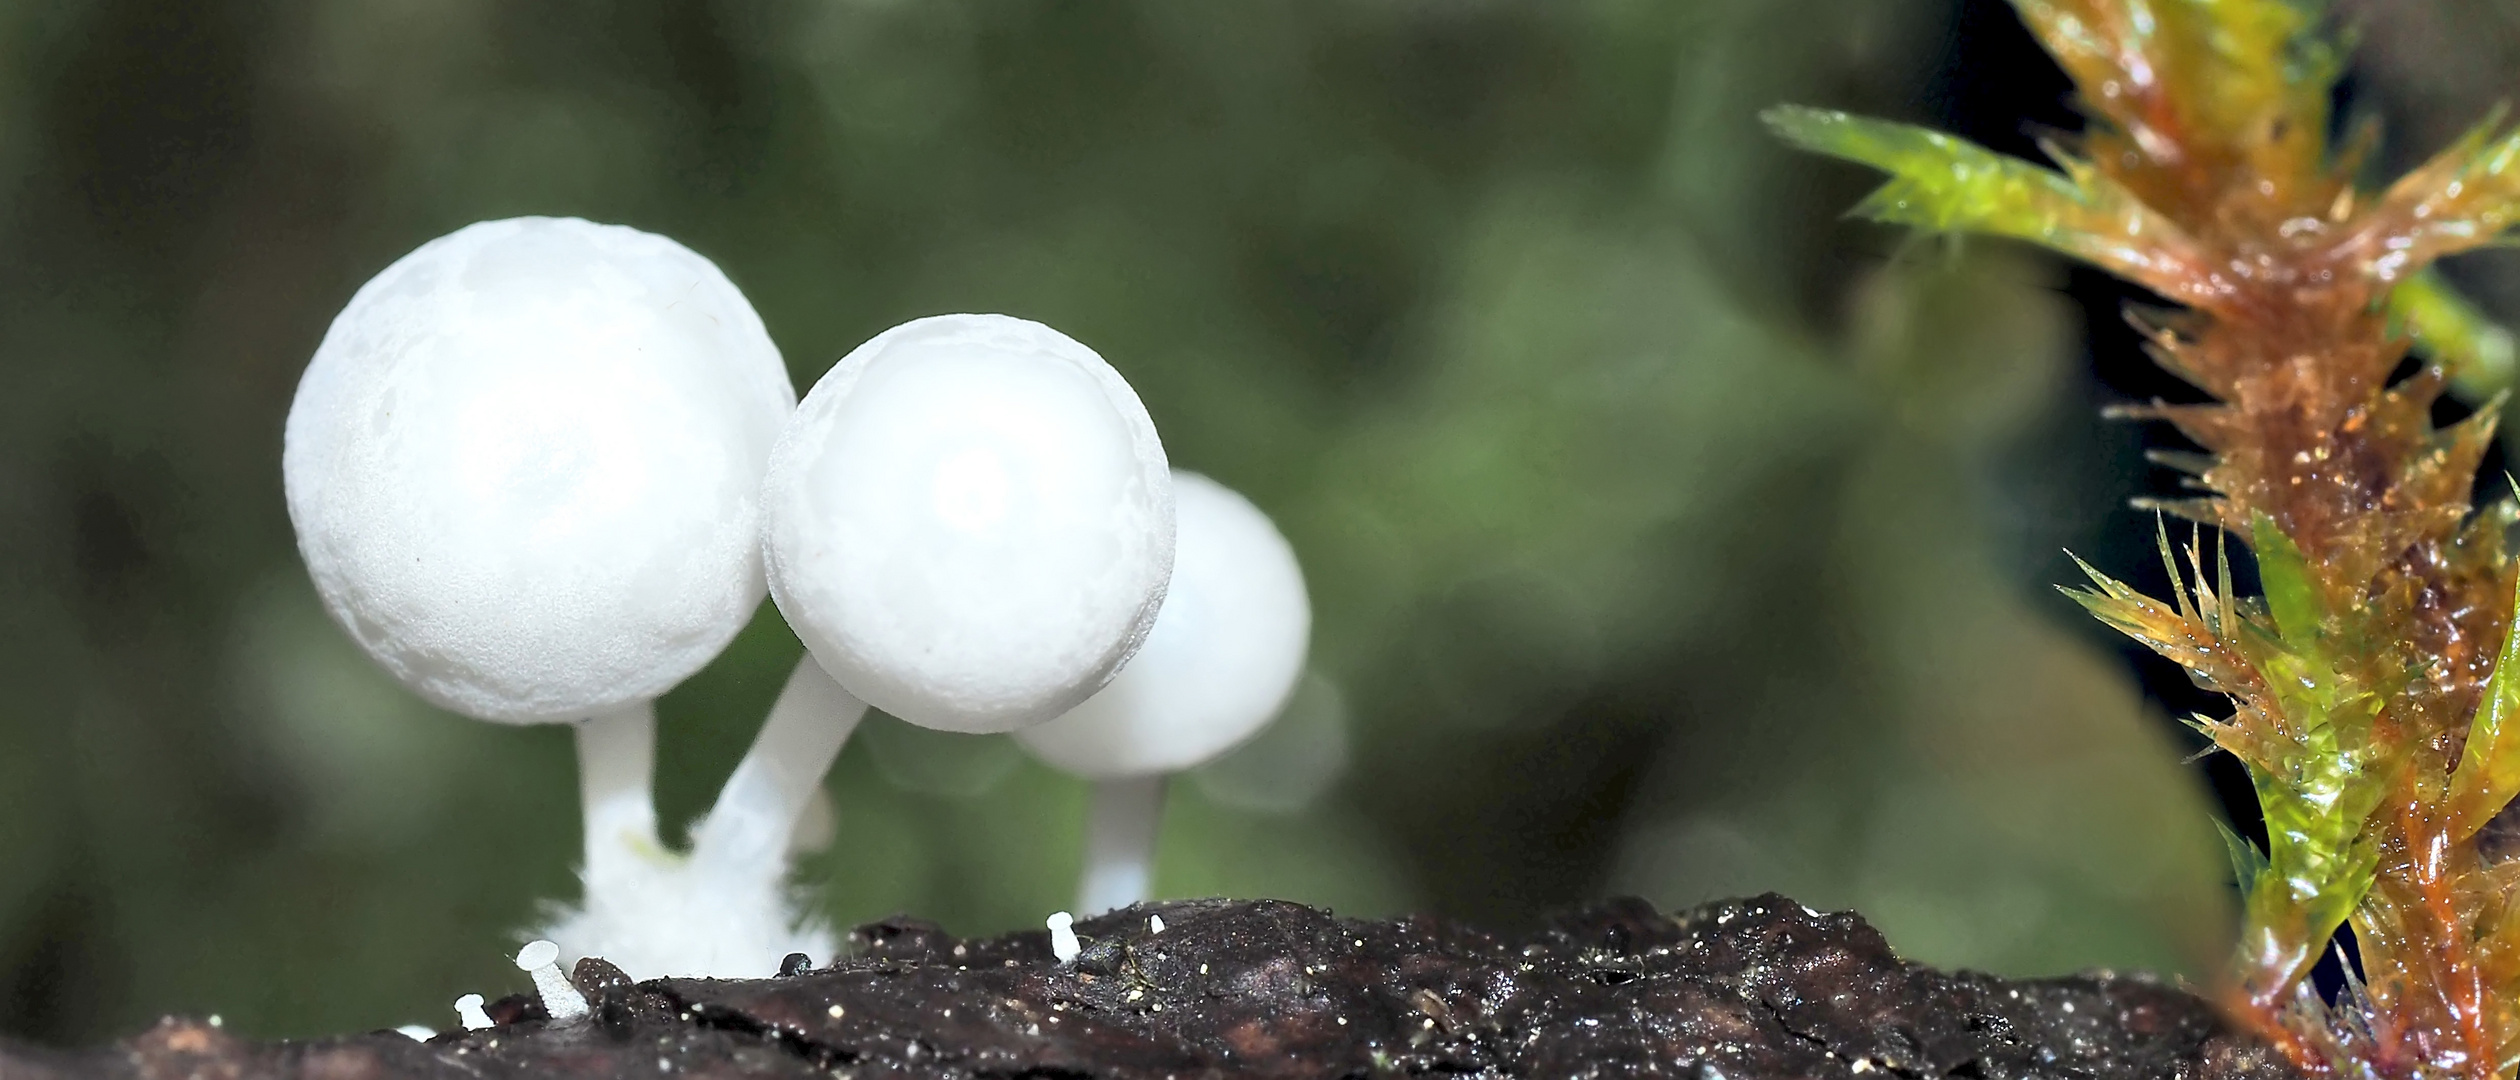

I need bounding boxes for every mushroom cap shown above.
[1016,472,1310,779]
[763,314,1173,734]
[284,217,796,723]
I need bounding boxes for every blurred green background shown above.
[3,0,2514,1046]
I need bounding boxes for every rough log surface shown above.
[0,894,2297,1079]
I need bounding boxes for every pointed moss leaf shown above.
[2215,819,2269,900]
[2214,529,2236,639]
[1762,106,2212,302]
[2360,111,2520,280]
[2247,511,2319,651]
[2153,515,2194,621]
[2449,573,2520,841]
[2060,556,2177,647]
[2388,267,2516,399]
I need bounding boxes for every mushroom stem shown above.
[575,703,660,879]
[690,658,868,878]
[1076,774,1167,914]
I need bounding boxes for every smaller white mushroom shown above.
[1046,911,1081,964]
[394,1025,435,1042]
[515,939,590,1022]
[1017,472,1310,913]
[762,313,1175,736]
[454,994,494,1032]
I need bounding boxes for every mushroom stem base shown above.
[1078,774,1166,914]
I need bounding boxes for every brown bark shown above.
[0,895,2296,1079]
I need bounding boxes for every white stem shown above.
[691,657,868,879]
[1077,774,1167,914]
[576,702,659,881]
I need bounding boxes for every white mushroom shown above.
[1047,911,1081,964]
[1015,472,1310,913]
[760,312,1173,735]
[632,313,1167,976]
[453,994,493,1032]
[283,215,797,954]
[514,939,589,1022]
[687,314,1171,936]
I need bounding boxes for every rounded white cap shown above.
[284,217,796,723]
[513,939,561,971]
[763,314,1174,734]
[1017,472,1310,778]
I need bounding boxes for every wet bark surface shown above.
[0,894,2296,1079]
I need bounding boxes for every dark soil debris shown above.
[0,894,2300,1079]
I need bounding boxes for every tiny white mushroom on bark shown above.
[516,939,590,1021]
[1047,911,1081,964]
[454,994,494,1032]
[1016,473,1311,913]
[762,313,1175,736]
[283,216,804,974]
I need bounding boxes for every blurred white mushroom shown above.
[283,216,809,974]
[1017,472,1310,913]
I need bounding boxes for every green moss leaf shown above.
[2215,819,2269,900]
[2240,730,2389,994]
[2248,511,2320,652]
[2388,267,2516,399]
[2449,573,2520,840]
[1762,105,2212,303]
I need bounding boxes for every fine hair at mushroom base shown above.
[283,215,822,978]
[1016,471,1312,914]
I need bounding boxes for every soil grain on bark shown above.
[0,894,2295,1079]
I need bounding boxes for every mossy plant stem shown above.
[575,703,660,879]
[1078,775,1165,914]
[690,659,867,878]
[1769,1,2520,1071]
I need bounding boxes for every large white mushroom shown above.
[1016,471,1311,914]
[697,315,1175,885]
[283,216,810,974]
